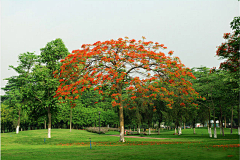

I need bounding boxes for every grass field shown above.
[1,127,239,160]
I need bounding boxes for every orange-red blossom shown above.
[54,37,199,109]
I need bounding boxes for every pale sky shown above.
[1,0,239,95]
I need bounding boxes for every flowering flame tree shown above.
[215,17,239,73]
[54,37,198,142]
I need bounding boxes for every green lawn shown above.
[1,128,239,160]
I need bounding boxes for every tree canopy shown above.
[54,37,200,142]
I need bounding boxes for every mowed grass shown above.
[1,128,239,160]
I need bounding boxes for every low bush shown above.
[86,127,109,134]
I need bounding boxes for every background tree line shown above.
[1,17,239,139]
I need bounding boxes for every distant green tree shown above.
[34,38,70,138]
[214,16,240,135]
[191,67,238,137]
[1,52,38,134]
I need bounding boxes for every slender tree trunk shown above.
[184,122,185,129]
[224,115,226,128]
[158,119,161,135]
[231,106,233,134]
[219,117,222,135]
[44,118,46,129]
[137,124,140,134]
[208,123,209,133]
[119,106,124,142]
[174,123,177,134]
[214,108,217,138]
[2,123,5,133]
[193,119,196,134]
[239,105,240,135]
[210,128,212,138]
[179,120,182,135]
[70,108,72,132]
[221,119,224,136]
[209,108,212,137]
[148,120,151,135]
[16,107,22,134]
[220,106,224,136]
[118,89,125,142]
[48,106,51,138]
[179,126,182,135]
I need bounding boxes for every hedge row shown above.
[86,127,120,134]
[86,127,109,134]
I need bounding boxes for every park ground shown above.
[1,127,239,160]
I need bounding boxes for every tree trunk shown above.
[174,123,177,134]
[44,119,46,129]
[208,123,209,133]
[2,123,5,133]
[148,120,151,135]
[209,108,212,137]
[179,120,182,135]
[231,106,233,134]
[119,106,124,142]
[220,106,224,136]
[184,122,185,129]
[70,108,72,132]
[158,119,161,135]
[214,108,217,138]
[221,119,224,136]
[209,128,212,137]
[118,90,125,142]
[239,104,240,135]
[219,117,222,135]
[48,106,51,138]
[224,115,226,128]
[193,119,196,134]
[16,107,21,134]
[137,124,140,134]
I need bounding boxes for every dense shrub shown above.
[86,127,109,134]
[86,127,121,134]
